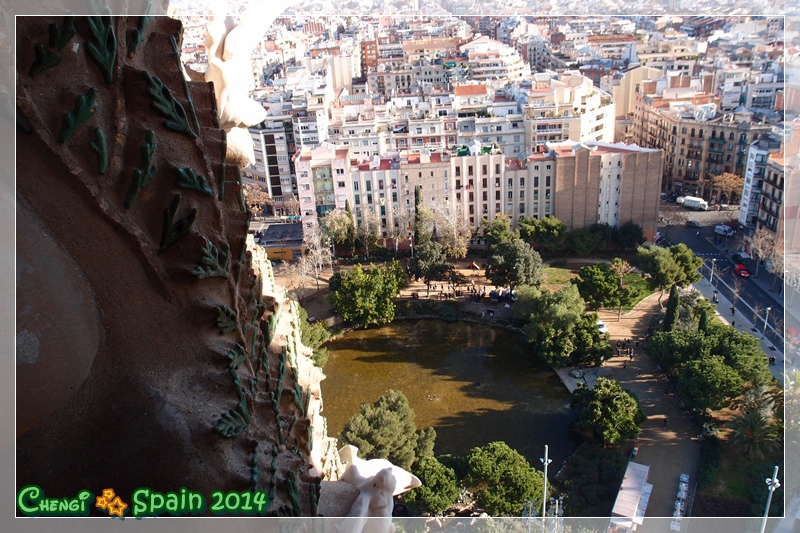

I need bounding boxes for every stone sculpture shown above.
[199,1,295,166]
[336,445,421,532]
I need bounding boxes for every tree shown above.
[708,172,744,204]
[565,227,605,256]
[572,313,615,366]
[282,194,300,216]
[339,390,436,471]
[297,305,331,368]
[636,244,701,303]
[727,410,781,459]
[573,378,645,447]
[648,329,711,371]
[322,208,355,257]
[485,238,543,292]
[242,183,273,216]
[403,457,460,515]
[573,262,621,311]
[669,243,704,287]
[610,258,637,320]
[660,210,688,242]
[304,224,332,292]
[409,241,453,297]
[617,221,646,251]
[413,186,434,247]
[746,228,775,278]
[356,207,381,259]
[766,240,784,291]
[518,216,566,251]
[514,284,601,367]
[481,214,517,249]
[463,441,545,516]
[677,356,745,412]
[663,284,681,331]
[327,262,405,326]
[389,204,414,257]
[429,199,469,258]
[279,259,312,300]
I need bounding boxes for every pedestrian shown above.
[635,340,640,348]
[696,230,700,236]
[623,361,627,369]
[663,417,669,428]
[629,351,634,361]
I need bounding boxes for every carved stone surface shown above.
[15,16,328,514]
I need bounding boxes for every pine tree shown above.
[663,284,680,331]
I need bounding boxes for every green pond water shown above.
[321,320,577,468]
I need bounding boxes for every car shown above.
[731,252,751,263]
[687,220,702,228]
[597,320,608,334]
[733,264,750,278]
[714,225,736,237]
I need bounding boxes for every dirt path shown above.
[597,294,702,520]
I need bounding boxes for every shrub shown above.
[697,436,721,489]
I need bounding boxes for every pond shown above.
[321,319,577,468]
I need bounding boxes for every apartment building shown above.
[740,131,783,227]
[299,140,662,244]
[246,119,296,210]
[633,82,773,194]
[759,122,800,243]
[459,36,531,82]
[294,144,352,229]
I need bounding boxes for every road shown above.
[658,206,784,351]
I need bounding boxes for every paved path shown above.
[596,294,703,521]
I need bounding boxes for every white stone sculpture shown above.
[202,0,294,166]
[336,445,421,533]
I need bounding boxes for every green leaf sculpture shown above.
[89,127,108,174]
[29,17,76,77]
[85,15,117,83]
[58,87,98,143]
[158,194,196,253]
[212,404,250,438]
[191,237,229,279]
[127,14,152,58]
[175,167,213,196]
[124,130,156,209]
[225,343,246,370]
[142,71,197,139]
[215,305,238,334]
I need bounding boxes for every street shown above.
[658,206,785,351]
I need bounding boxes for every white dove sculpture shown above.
[203,0,294,166]
[336,445,421,533]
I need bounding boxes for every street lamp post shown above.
[763,306,772,335]
[709,258,716,285]
[540,445,552,532]
[759,466,780,533]
[522,499,538,533]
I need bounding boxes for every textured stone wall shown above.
[16,15,336,516]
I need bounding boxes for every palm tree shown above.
[727,410,781,459]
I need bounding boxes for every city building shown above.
[740,131,783,227]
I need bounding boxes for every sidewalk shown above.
[692,277,784,383]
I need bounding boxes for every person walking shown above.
[663,417,669,428]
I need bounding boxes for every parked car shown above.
[714,225,736,237]
[687,220,702,228]
[597,320,608,334]
[732,252,751,263]
[733,264,750,278]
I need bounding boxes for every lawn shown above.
[620,272,654,311]
[543,266,578,290]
